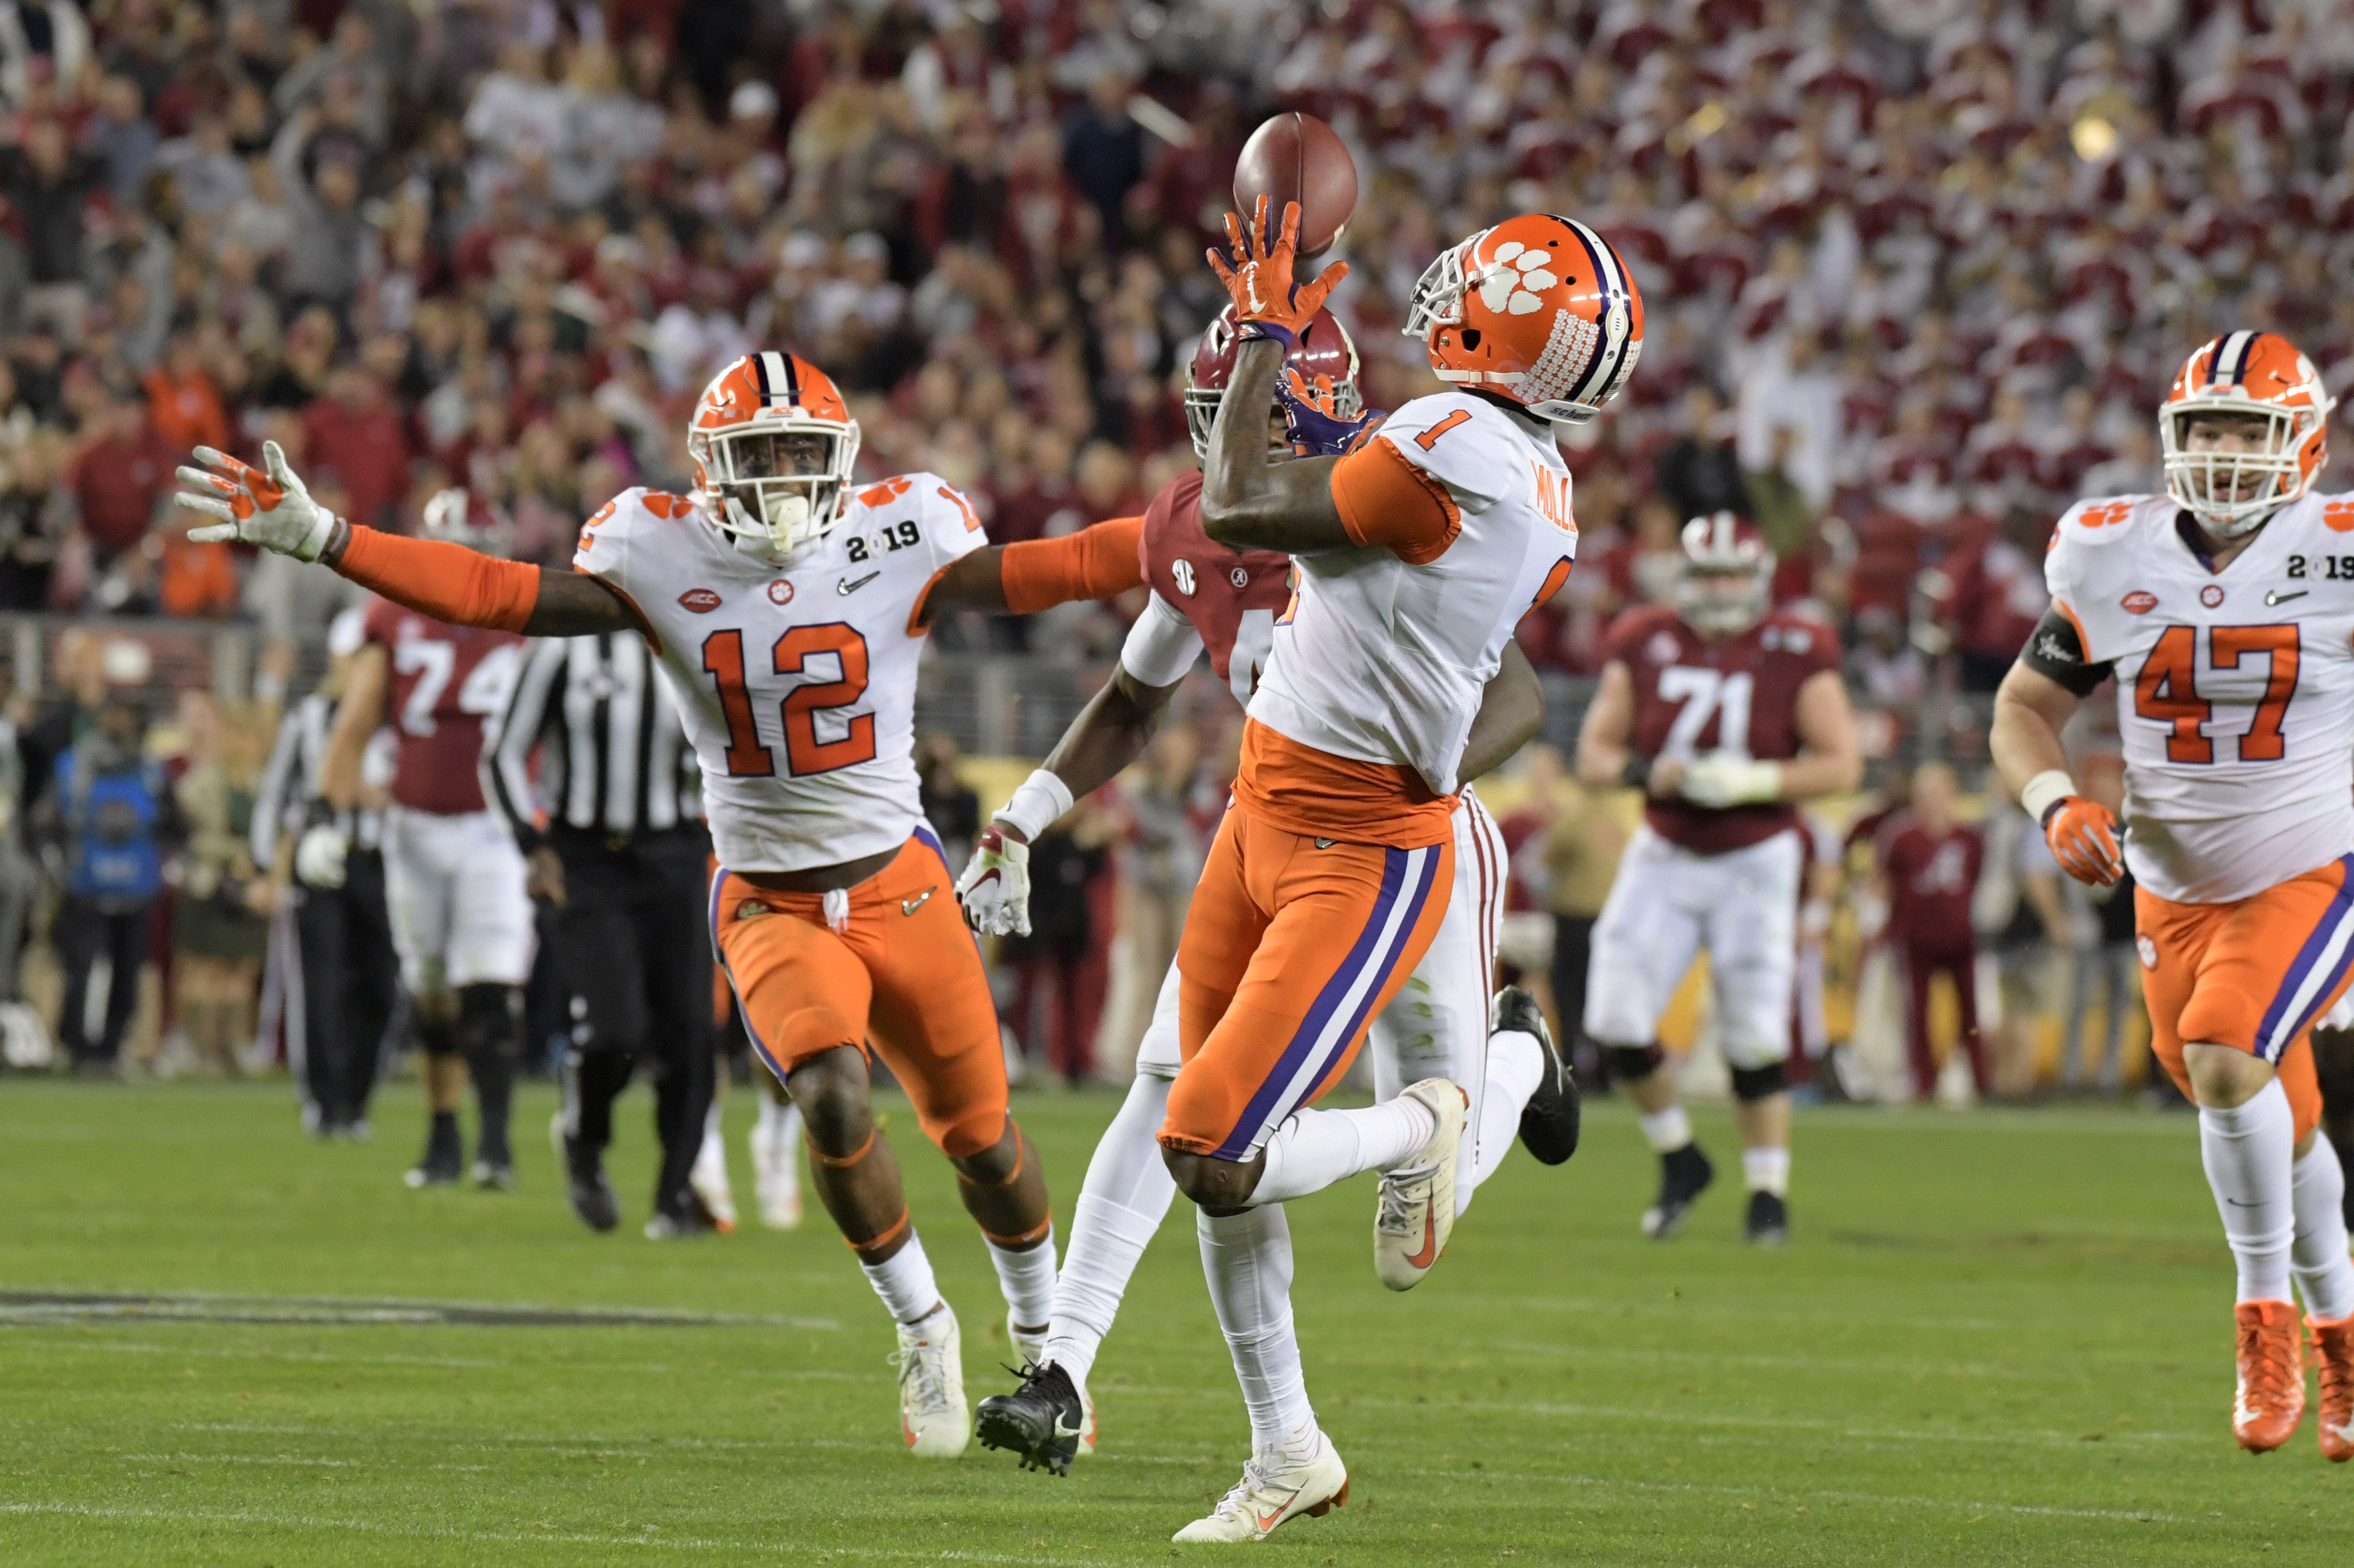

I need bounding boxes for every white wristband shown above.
[994,769,1075,844]
[2019,769,2077,824]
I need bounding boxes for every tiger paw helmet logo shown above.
[1476,241,1564,315]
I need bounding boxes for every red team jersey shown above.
[1606,604,1841,854]
[1875,816,1983,952]
[361,600,524,815]
[1138,470,1293,699]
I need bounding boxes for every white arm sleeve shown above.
[1117,591,1205,687]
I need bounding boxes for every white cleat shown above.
[690,1123,737,1233]
[750,1130,803,1231]
[1373,1078,1467,1291]
[1172,1434,1349,1542]
[891,1307,969,1458]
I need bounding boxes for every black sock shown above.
[458,985,521,1166]
[425,1109,460,1164]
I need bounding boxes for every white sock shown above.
[1251,1099,1436,1205]
[1197,1204,1319,1462]
[1043,1074,1177,1388]
[859,1232,944,1325]
[990,1226,1057,1335]
[2292,1132,2354,1323]
[1638,1105,1693,1154]
[1742,1146,1790,1197]
[2200,1076,2296,1304]
[1470,1028,1545,1197]
[755,1091,800,1154]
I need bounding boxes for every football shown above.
[1231,110,1358,259]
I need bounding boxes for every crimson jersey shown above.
[1138,469,1292,701]
[1875,815,1983,951]
[1606,603,1840,854]
[361,600,524,815]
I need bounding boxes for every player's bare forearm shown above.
[1199,338,1351,552]
[1030,667,1180,817]
[1574,660,1636,788]
[1778,670,1864,798]
[916,547,1012,622]
[521,568,643,637]
[1989,662,2082,800]
[319,644,386,811]
[1460,641,1544,783]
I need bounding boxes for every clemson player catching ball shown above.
[1992,330,2354,1459]
[1106,198,1637,1541]
[175,351,1145,1458]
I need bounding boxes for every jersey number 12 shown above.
[702,625,877,778]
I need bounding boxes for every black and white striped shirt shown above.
[253,693,387,864]
[484,631,703,850]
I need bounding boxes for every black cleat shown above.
[1496,988,1579,1165]
[555,1121,617,1232]
[405,1119,464,1189]
[1744,1189,1788,1246]
[1640,1142,1714,1240]
[471,1157,517,1191]
[975,1362,1086,1477]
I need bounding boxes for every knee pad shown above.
[456,983,521,1062]
[1604,1043,1666,1082]
[1730,1062,1789,1102]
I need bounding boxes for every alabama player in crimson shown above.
[306,491,530,1191]
[1992,330,2354,1459]
[173,350,1147,1459]
[962,304,1575,1483]
[1575,513,1862,1245]
[1047,199,1635,1543]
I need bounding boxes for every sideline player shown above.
[965,305,1574,1476]
[304,492,530,1190]
[173,350,1148,1457]
[1575,514,1861,1244]
[1074,200,1636,1542]
[1990,331,2354,1459]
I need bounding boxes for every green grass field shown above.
[0,1078,2341,1565]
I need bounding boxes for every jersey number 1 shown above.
[702,625,877,778]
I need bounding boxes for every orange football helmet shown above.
[1403,214,1643,424]
[688,351,861,560]
[2160,330,2334,536]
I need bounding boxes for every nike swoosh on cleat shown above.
[901,889,934,915]
[838,570,881,595]
[1405,1208,1437,1270]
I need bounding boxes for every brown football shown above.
[1231,111,1359,259]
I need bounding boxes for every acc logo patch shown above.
[2137,933,2158,971]
[678,587,722,613]
[2200,585,2225,608]
[768,580,796,605]
[1172,560,1198,596]
[2121,590,2158,614]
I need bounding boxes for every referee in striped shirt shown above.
[485,628,716,1237]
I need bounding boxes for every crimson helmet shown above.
[689,350,861,561]
[2159,330,2335,537]
[421,487,512,559]
[1186,304,1365,459]
[1675,512,1772,637]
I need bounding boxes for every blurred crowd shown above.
[0,0,2336,688]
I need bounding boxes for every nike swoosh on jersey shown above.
[2268,589,2308,605]
[901,889,934,915]
[838,570,882,595]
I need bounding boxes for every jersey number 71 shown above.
[702,625,876,777]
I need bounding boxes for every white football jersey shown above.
[573,476,986,873]
[1248,393,1579,796]
[2045,488,2354,903]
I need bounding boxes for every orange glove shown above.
[2043,796,2123,887]
[1206,195,1348,347]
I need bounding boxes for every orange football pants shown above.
[2136,854,2354,1141]
[711,831,1007,1157]
[1162,806,1452,1161]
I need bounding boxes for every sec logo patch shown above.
[768,580,795,605]
[2121,590,2158,614]
[678,587,722,613]
[2200,585,2225,608]
[1172,560,1197,596]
